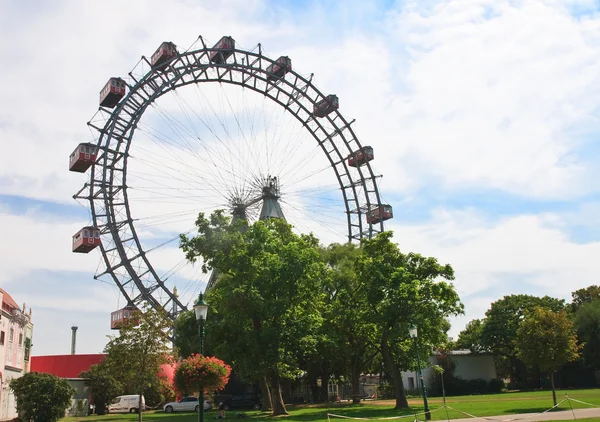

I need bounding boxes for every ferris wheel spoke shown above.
[169,90,244,185]
[190,84,262,187]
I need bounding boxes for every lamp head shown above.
[409,325,418,339]
[193,293,209,321]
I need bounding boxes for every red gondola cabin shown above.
[366,204,393,224]
[348,146,374,167]
[313,95,339,118]
[69,143,98,173]
[210,36,235,64]
[151,41,178,70]
[72,226,101,253]
[111,305,139,330]
[99,78,126,108]
[266,56,292,81]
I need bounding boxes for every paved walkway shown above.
[436,407,600,421]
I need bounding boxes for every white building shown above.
[401,350,497,392]
[0,289,33,420]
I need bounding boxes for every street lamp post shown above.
[409,326,431,421]
[194,294,209,422]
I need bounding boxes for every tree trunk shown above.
[550,372,557,406]
[381,338,408,409]
[351,356,361,404]
[320,368,330,403]
[282,378,293,404]
[260,376,273,411]
[307,369,320,403]
[138,393,143,422]
[270,376,289,416]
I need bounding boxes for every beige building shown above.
[0,289,33,420]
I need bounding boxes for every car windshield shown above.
[110,397,121,404]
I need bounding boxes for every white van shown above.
[108,395,146,413]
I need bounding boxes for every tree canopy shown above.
[515,307,580,405]
[574,298,600,370]
[356,231,463,409]
[102,305,173,422]
[181,213,328,415]
[481,294,565,384]
[572,285,600,312]
[455,319,486,353]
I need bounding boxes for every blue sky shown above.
[2,0,600,355]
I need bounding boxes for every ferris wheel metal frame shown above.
[74,35,386,319]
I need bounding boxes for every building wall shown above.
[0,290,33,421]
[448,354,497,382]
[400,352,497,392]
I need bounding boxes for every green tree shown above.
[79,364,122,415]
[322,242,378,404]
[181,213,328,416]
[102,305,173,422]
[11,372,75,422]
[173,310,201,358]
[515,307,580,406]
[455,319,487,353]
[572,285,600,312]
[574,298,600,369]
[481,294,565,384]
[356,232,463,409]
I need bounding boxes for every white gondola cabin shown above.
[313,95,339,118]
[266,56,292,81]
[69,143,98,173]
[99,77,126,108]
[348,146,374,168]
[72,226,101,253]
[210,36,235,64]
[111,305,139,330]
[151,41,178,70]
[366,204,393,224]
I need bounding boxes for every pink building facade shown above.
[0,289,33,420]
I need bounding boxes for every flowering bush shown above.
[174,354,232,394]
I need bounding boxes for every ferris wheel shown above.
[69,35,393,323]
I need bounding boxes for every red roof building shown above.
[31,354,105,378]
[31,353,176,383]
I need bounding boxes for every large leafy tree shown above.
[79,364,122,415]
[102,305,173,422]
[180,213,328,416]
[571,285,600,312]
[574,298,600,369]
[481,294,565,384]
[455,319,487,353]
[322,242,378,404]
[11,372,75,422]
[356,232,463,409]
[515,307,580,405]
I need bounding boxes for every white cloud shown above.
[387,208,600,337]
[382,0,600,198]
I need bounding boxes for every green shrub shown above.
[11,372,75,422]
[488,378,505,393]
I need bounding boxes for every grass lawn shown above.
[63,388,600,422]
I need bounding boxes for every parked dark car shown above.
[219,394,261,411]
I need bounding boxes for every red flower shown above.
[174,354,232,395]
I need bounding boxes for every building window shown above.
[0,331,4,345]
[19,333,23,346]
[9,328,13,343]
[24,338,31,361]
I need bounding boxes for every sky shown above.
[2,0,600,356]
